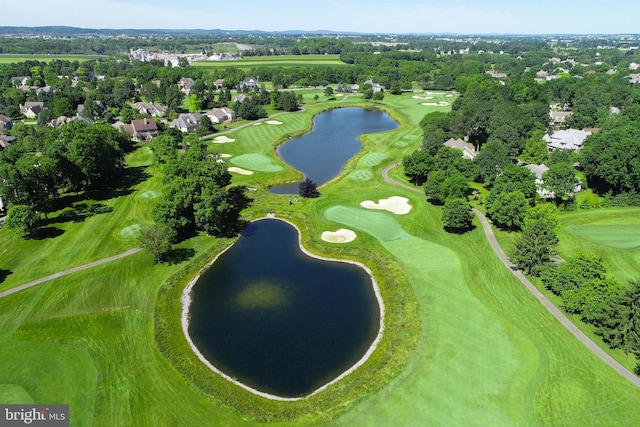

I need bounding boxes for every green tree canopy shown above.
[442,198,474,232]
[487,190,529,231]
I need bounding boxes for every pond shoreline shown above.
[180,215,385,401]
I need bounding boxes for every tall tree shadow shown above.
[0,269,13,284]
[49,203,114,225]
[162,248,196,265]
[91,166,151,201]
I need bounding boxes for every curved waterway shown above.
[184,219,383,399]
[269,107,398,194]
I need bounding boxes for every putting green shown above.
[348,170,373,182]
[0,384,35,404]
[359,152,389,167]
[569,225,640,250]
[119,224,143,238]
[324,206,408,242]
[394,141,409,147]
[229,154,283,172]
[137,190,160,200]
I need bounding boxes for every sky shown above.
[1,0,639,35]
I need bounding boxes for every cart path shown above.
[381,161,640,387]
[0,248,142,300]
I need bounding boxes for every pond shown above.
[185,219,382,398]
[269,107,398,194]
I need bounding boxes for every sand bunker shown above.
[212,136,235,143]
[446,94,453,97]
[266,120,283,125]
[228,167,254,175]
[421,102,439,106]
[360,196,412,215]
[252,122,263,126]
[321,228,357,243]
[412,95,434,100]
[438,101,449,106]
[219,153,232,158]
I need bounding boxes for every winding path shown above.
[0,248,142,300]
[381,161,640,387]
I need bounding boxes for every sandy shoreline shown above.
[180,215,385,401]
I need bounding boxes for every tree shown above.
[424,169,447,204]
[521,129,548,165]
[441,174,468,200]
[4,204,39,238]
[372,91,384,101]
[194,185,250,237]
[542,163,580,200]
[138,224,175,263]
[324,86,334,99]
[403,150,434,185]
[486,164,537,207]
[195,115,215,137]
[474,140,511,185]
[487,190,529,230]
[299,177,320,198]
[595,279,640,357]
[510,204,559,275]
[442,198,474,232]
[187,94,202,113]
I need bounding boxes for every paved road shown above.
[0,248,142,300]
[381,161,640,387]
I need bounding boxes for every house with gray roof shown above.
[206,107,236,124]
[178,77,195,94]
[122,118,158,141]
[241,77,259,91]
[170,113,202,133]
[19,102,45,119]
[131,102,168,117]
[0,114,12,130]
[444,138,477,160]
[544,129,591,151]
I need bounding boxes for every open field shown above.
[0,54,107,64]
[1,92,640,425]
[191,54,345,71]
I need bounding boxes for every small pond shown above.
[269,107,398,194]
[186,219,382,398]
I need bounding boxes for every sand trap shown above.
[360,196,412,215]
[321,228,357,243]
[212,136,235,143]
[446,94,453,97]
[438,101,449,106]
[228,167,254,175]
[219,153,232,158]
[266,120,283,125]
[412,95,434,100]
[421,102,439,106]
[426,92,445,96]
[252,122,263,126]
[335,93,344,96]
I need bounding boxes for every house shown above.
[486,70,508,78]
[234,94,252,103]
[444,138,477,160]
[629,74,640,85]
[0,131,16,150]
[11,76,29,87]
[524,163,582,199]
[170,113,202,132]
[177,77,195,94]
[206,107,236,124]
[19,102,45,119]
[0,114,12,130]
[364,79,382,92]
[122,118,158,141]
[131,102,168,117]
[543,129,592,151]
[549,110,572,125]
[50,115,94,128]
[214,79,225,89]
[241,77,259,91]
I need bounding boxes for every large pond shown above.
[186,219,382,398]
[269,107,398,194]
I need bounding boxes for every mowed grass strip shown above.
[0,54,107,63]
[192,54,345,71]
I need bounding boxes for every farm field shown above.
[0,54,107,63]
[191,54,345,71]
[1,91,640,426]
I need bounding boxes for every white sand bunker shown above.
[421,102,439,106]
[228,167,254,175]
[212,136,235,143]
[252,122,263,126]
[446,94,453,97]
[219,153,232,158]
[266,120,283,125]
[335,93,344,96]
[360,196,412,215]
[438,101,449,106]
[321,228,357,243]
[412,95,434,100]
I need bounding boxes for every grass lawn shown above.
[192,55,345,72]
[0,54,107,64]
[2,92,640,426]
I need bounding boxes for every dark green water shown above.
[270,107,398,194]
[188,219,381,397]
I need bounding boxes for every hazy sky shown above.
[1,0,638,34]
